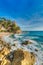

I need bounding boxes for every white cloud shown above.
[15,12,43,31]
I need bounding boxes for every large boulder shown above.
[12,49,36,65]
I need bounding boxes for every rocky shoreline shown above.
[0,39,36,65]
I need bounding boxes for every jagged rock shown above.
[21,41,32,45]
[0,39,36,65]
[6,51,14,62]
[12,49,36,65]
[1,58,11,65]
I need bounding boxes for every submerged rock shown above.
[21,41,32,46]
[35,49,38,52]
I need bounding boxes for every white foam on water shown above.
[41,45,43,48]
[11,46,17,51]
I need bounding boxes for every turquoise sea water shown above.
[19,31,43,50]
[18,31,43,43]
[10,31,43,50]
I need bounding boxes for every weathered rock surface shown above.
[12,49,36,65]
[0,40,36,65]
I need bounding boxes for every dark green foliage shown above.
[0,18,21,33]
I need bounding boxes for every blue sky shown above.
[0,0,43,31]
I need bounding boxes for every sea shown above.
[2,31,43,65]
[21,31,43,46]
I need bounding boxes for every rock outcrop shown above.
[12,49,36,65]
[0,40,36,65]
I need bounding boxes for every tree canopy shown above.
[0,18,21,33]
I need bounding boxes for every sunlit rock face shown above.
[0,49,36,65]
[12,49,36,65]
[1,47,10,55]
[1,58,11,65]
[0,40,11,65]
[0,47,10,65]
[0,39,36,65]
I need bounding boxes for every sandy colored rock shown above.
[1,47,10,55]
[0,39,36,65]
[1,57,11,65]
[12,49,36,65]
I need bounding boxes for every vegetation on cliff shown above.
[0,17,21,33]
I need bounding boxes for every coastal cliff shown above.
[0,18,21,34]
[0,18,36,65]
